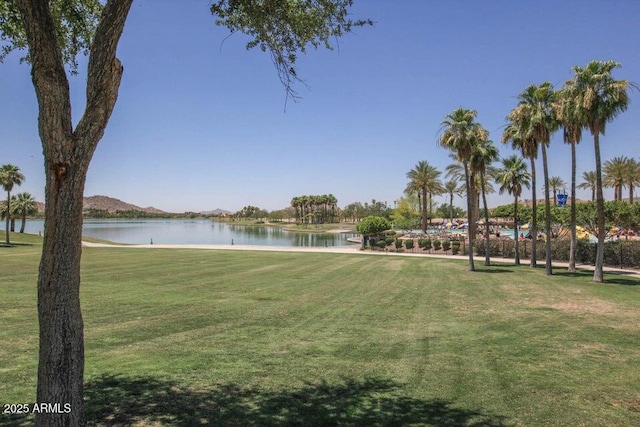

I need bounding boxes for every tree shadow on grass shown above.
[81,374,511,426]
[554,270,640,286]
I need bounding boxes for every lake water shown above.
[22,219,359,247]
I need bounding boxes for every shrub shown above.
[405,239,415,250]
[418,238,428,249]
[433,239,442,251]
[442,240,451,252]
[395,239,403,249]
[385,237,395,246]
[376,240,387,249]
[386,230,396,236]
[424,238,432,251]
[452,240,460,255]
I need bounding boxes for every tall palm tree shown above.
[405,161,443,233]
[569,60,632,282]
[604,156,631,201]
[578,171,597,201]
[512,82,559,275]
[502,117,540,268]
[13,192,38,233]
[439,108,482,271]
[470,131,499,266]
[0,164,25,245]
[546,176,567,206]
[495,155,531,266]
[553,86,583,272]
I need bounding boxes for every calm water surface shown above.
[23,219,358,247]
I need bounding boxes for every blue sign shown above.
[557,194,568,207]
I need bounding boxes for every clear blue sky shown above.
[1,0,639,213]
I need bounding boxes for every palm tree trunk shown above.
[569,142,577,273]
[593,133,605,282]
[514,195,520,266]
[421,189,427,233]
[449,193,454,223]
[20,213,27,233]
[5,190,10,244]
[528,158,538,267]
[630,184,634,204]
[481,171,491,266]
[541,144,553,275]
[464,164,475,271]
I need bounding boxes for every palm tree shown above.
[553,86,583,272]
[546,176,567,206]
[578,171,597,201]
[502,116,540,268]
[470,132,499,266]
[13,192,38,233]
[405,161,443,233]
[512,82,559,275]
[569,60,632,282]
[443,180,461,222]
[439,108,482,271]
[604,156,631,201]
[495,155,531,266]
[625,158,640,203]
[0,164,25,244]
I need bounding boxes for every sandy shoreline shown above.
[81,241,640,277]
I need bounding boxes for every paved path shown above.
[82,241,640,278]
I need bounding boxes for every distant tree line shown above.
[291,194,338,224]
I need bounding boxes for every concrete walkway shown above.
[81,241,640,278]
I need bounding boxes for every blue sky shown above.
[1,0,639,213]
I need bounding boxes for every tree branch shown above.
[74,0,132,158]
[17,0,73,162]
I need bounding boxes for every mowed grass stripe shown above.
[1,243,640,426]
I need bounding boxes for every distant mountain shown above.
[83,195,166,213]
[199,208,232,216]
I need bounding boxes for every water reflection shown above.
[23,219,358,247]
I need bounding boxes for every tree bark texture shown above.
[593,133,605,282]
[18,1,132,425]
[569,142,577,272]
[541,144,553,275]
[464,164,476,271]
[529,158,537,268]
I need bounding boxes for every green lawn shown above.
[1,232,640,426]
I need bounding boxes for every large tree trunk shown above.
[529,157,537,268]
[20,214,27,233]
[541,144,553,275]
[18,1,133,424]
[10,217,16,232]
[593,133,605,282]
[463,164,475,271]
[569,142,577,272]
[37,159,89,426]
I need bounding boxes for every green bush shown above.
[405,239,415,250]
[385,237,395,246]
[452,240,460,255]
[433,239,441,251]
[376,240,387,249]
[442,240,451,252]
[395,239,403,249]
[418,238,428,249]
[424,238,432,251]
